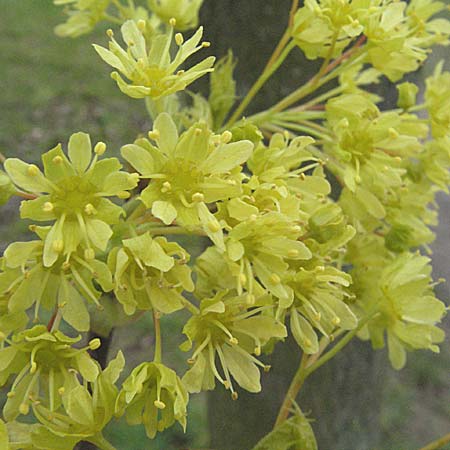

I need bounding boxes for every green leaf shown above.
[252,412,318,450]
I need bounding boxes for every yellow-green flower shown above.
[181,292,286,396]
[0,239,113,331]
[54,0,111,38]
[0,325,101,422]
[148,0,204,31]
[122,113,253,249]
[108,232,194,315]
[4,133,138,267]
[94,19,215,99]
[116,362,188,439]
[353,251,446,370]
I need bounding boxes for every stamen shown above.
[211,320,238,345]
[190,334,211,362]
[208,342,225,385]
[216,344,235,395]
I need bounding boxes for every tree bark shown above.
[201,2,386,449]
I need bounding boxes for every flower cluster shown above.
[94,20,215,100]
[108,232,194,315]
[1,0,449,447]
[4,133,138,267]
[122,113,253,248]
[292,0,450,80]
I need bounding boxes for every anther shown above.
[43,202,54,212]
[332,317,341,326]
[30,362,37,374]
[58,387,65,395]
[263,365,271,373]
[117,191,131,199]
[254,346,261,356]
[148,130,160,140]
[388,128,399,139]
[223,380,231,389]
[288,249,299,258]
[202,41,211,48]
[154,400,166,409]
[169,18,177,27]
[231,392,238,400]
[221,131,233,143]
[7,392,15,398]
[229,337,239,345]
[161,181,172,193]
[52,155,63,164]
[106,29,114,38]
[194,128,203,136]
[270,273,281,284]
[84,248,95,260]
[19,403,29,415]
[27,165,39,176]
[52,240,64,253]
[137,19,146,32]
[89,338,101,350]
[84,203,96,215]
[208,221,221,233]
[94,142,106,155]
[175,33,184,46]
[192,192,204,203]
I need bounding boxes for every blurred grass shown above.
[0,1,449,449]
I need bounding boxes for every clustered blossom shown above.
[4,133,138,267]
[1,0,449,447]
[94,20,215,99]
[122,112,253,248]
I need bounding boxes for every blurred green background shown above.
[0,1,449,449]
